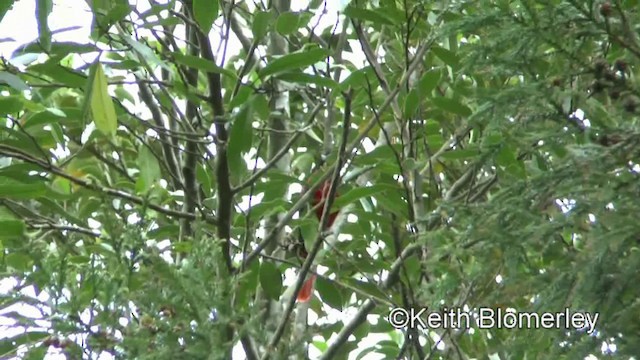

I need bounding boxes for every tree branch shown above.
[0,144,212,224]
[137,79,183,189]
[232,103,323,193]
[186,3,234,273]
[262,91,353,359]
[320,242,422,360]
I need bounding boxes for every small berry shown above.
[600,2,612,17]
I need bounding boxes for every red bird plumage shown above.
[296,179,338,303]
[313,180,339,228]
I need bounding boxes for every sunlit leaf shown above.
[227,100,253,174]
[0,72,28,91]
[252,11,272,40]
[276,11,299,35]
[315,276,343,311]
[0,177,47,199]
[276,72,339,90]
[5,252,32,272]
[90,62,118,136]
[0,220,24,238]
[432,97,472,117]
[0,1,15,23]
[260,48,330,78]
[137,145,161,192]
[0,95,24,114]
[171,52,236,78]
[259,261,283,300]
[343,6,394,26]
[193,0,218,34]
[432,46,459,68]
[35,0,52,52]
[122,35,170,71]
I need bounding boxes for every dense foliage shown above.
[1,0,640,359]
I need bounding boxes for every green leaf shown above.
[497,145,526,178]
[0,331,49,358]
[0,177,47,199]
[299,218,318,252]
[0,1,15,23]
[373,6,405,25]
[346,278,389,301]
[5,252,32,272]
[122,35,170,71]
[403,89,420,118]
[0,220,25,238]
[340,66,377,89]
[90,63,118,136]
[585,98,616,128]
[236,258,260,306]
[331,185,389,211]
[102,3,131,29]
[343,6,394,26]
[312,341,328,353]
[243,199,288,224]
[432,97,472,117]
[23,109,66,128]
[440,148,479,160]
[252,11,272,40]
[137,145,161,192]
[418,69,441,95]
[276,72,339,90]
[24,346,48,360]
[0,95,24,114]
[375,191,408,218]
[259,261,283,300]
[196,163,213,197]
[28,63,87,88]
[171,52,236,79]
[37,198,86,227]
[17,41,97,57]
[228,85,252,110]
[315,276,343,311]
[0,72,28,91]
[432,46,459,68]
[193,0,218,34]
[227,101,253,175]
[292,153,315,174]
[147,225,180,239]
[35,0,52,52]
[260,48,330,78]
[276,11,300,35]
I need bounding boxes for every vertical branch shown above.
[180,17,201,240]
[182,2,235,359]
[261,0,293,356]
[136,81,183,190]
[185,2,233,274]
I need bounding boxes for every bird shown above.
[296,179,338,302]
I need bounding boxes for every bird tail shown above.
[296,275,317,302]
